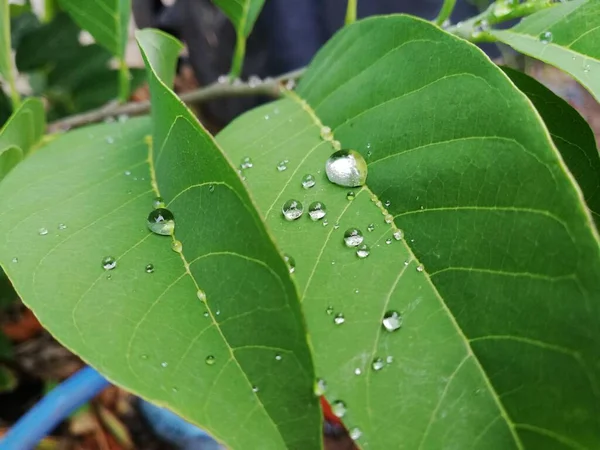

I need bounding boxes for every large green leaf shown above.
[0,29,321,450]
[58,0,131,58]
[492,0,600,102]
[218,15,600,449]
[213,0,265,37]
[503,67,600,229]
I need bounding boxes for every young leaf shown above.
[218,15,600,449]
[0,29,322,449]
[58,0,131,58]
[492,0,600,102]
[503,67,600,229]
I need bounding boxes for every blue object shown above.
[0,366,109,450]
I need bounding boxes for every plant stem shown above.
[229,32,246,79]
[43,0,59,23]
[435,0,456,26]
[117,58,130,103]
[7,73,20,110]
[345,0,357,26]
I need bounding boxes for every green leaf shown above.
[0,0,12,82]
[0,29,321,450]
[218,15,600,449]
[213,0,265,37]
[492,0,600,102]
[503,67,600,229]
[58,0,131,58]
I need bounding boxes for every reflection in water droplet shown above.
[356,244,370,259]
[301,174,316,189]
[283,254,296,273]
[325,150,368,187]
[384,214,394,224]
[539,30,553,44]
[276,160,288,172]
[416,264,424,272]
[320,126,333,141]
[147,208,175,235]
[205,355,215,365]
[314,378,327,396]
[393,230,403,241]
[38,228,48,236]
[367,223,375,232]
[350,428,362,440]
[344,228,364,247]
[58,223,67,230]
[354,368,362,376]
[326,306,334,315]
[382,311,402,332]
[197,289,207,302]
[331,400,347,418]
[241,156,253,169]
[172,240,183,253]
[145,264,154,273]
[334,313,345,325]
[372,357,385,371]
[346,191,355,201]
[153,197,165,209]
[308,202,327,221]
[102,256,117,271]
[282,199,304,221]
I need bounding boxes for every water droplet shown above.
[276,160,288,172]
[205,355,215,365]
[367,223,375,232]
[145,264,154,273]
[325,150,368,187]
[326,306,334,315]
[354,289,359,294]
[334,223,340,230]
[161,361,168,368]
[208,185,215,193]
[343,228,364,247]
[275,354,282,361]
[301,174,316,189]
[11,257,18,263]
[320,126,333,140]
[197,289,207,302]
[248,75,261,88]
[384,200,391,207]
[354,368,362,375]
[322,219,329,227]
[350,428,362,440]
[106,274,112,280]
[331,400,347,418]
[416,264,424,272]
[385,238,392,245]
[237,168,246,181]
[372,357,385,371]
[384,214,394,224]
[203,311,209,318]
[57,223,67,231]
[241,156,253,169]
[252,386,259,393]
[106,136,114,144]
[102,256,117,270]
[584,64,591,73]
[376,201,383,208]
[356,244,370,259]
[386,356,394,364]
[393,230,403,241]
[147,208,175,235]
[334,313,345,325]
[171,240,183,253]
[151,197,165,210]
[382,311,402,332]
[282,199,304,221]
[38,227,48,236]
[141,354,148,360]
[346,191,355,201]
[308,201,327,221]
[171,387,178,393]
[314,378,327,396]
[283,254,296,273]
[124,170,131,176]
[216,310,221,315]
[539,31,553,44]
[332,140,341,151]
[217,75,228,84]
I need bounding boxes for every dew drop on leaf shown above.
[197,289,207,302]
[350,428,362,440]
[102,256,117,271]
[356,244,370,258]
[416,264,425,272]
[171,240,183,253]
[124,170,131,176]
[384,214,394,224]
[346,191,355,201]
[367,223,375,232]
[343,228,364,247]
[147,208,175,236]
[393,230,403,240]
[539,30,553,44]
[385,238,392,245]
[325,150,368,187]
[308,201,327,221]
[161,362,168,368]
[11,257,18,263]
[276,160,288,172]
[282,199,304,221]
[152,197,165,209]
[275,354,282,361]
[208,185,215,193]
[145,264,154,273]
[314,378,327,396]
[58,223,67,230]
[354,368,362,376]
[205,355,215,365]
[331,400,347,418]
[141,354,148,360]
[372,357,385,371]
[240,156,253,169]
[301,174,316,189]
[334,313,345,325]
[322,219,329,227]
[252,386,260,393]
[38,227,48,236]
[320,126,333,140]
[382,311,402,332]
[283,254,296,273]
[386,356,394,364]
[326,306,334,315]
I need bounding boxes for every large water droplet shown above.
[197,289,207,302]
[145,264,154,273]
[172,240,183,253]
[314,378,327,396]
[331,400,347,418]
[38,227,48,236]
[102,256,117,270]
[241,156,253,169]
[308,201,327,221]
[343,228,364,247]
[539,31,553,44]
[301,174,316,189]
[282,199,304,221]
[205,355,215,365]
[325,150,368,187]
[356,244,370,259]
[147,208,175,235]
[153,196,165,209]
[350,428,362,440]
[372,357,385,371]
[283,254,296,273]
[382,311,402,332]
[334,313,345,325]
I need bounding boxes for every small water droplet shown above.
[301,174,316,189]
[248,75,261,88]
[38,227,48,236]
[203,311,209,318]
[416,264,424,272]
[539,31,553,44]
[124,170,131,176]
[276,160,288,172]
[322,219,329,227]
[367,223,375,232]
[584,64,591,73]
[205,355,215,365]
[241,156,253,169]
[283,254,296,273]
[372,357,385,371]
[404,260,410,266]
[216,310,221,315]
[334,313,345,325]
[161,361,168,368]
[332,140,341,150]
[326,306,334,315]
[354,289,359,294]
[382,311,402,332]
[384,214,394,224]
[386,356,394,364]
[275,354,282,361]
[102,256,117,271]
[106,274,112,280]
[208,185,215,193]
[325,150,368,187]
[106,136,114,144]
[376,201,383,208]
[217,75,228,84]
[145,264,154,273]
[308,201,327,221]
[252,386,259,393]
[314,378,327,396]
[343,228,364,247]
[346,191,355,201]
[356,243,370,258]
[197,289,207,302]
[334,222,340,230]
[393,230,403,241]
[141,354,148,360]
[331,400,347,418]
[147,208,175,235]
[56,223,67,231]
[172,240,183,253]
[282,199,304,221]
[384,200,391,207]
[350,427,362,440]
[152,197,165,209]
[320,126,333,140]
[385,238,392,245]
[171,387,178,393]
[11,257,18,263]
[354,368,362,376]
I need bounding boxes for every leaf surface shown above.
[492,0,600,102]
[218,15,600,449]
[213,0,266,37]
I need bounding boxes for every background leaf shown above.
[218,15,600,449]
[58,0,131,58]
[0,0,12,83]
[212,0,266,37]
[0,29,321,450]
[492,0,600,102]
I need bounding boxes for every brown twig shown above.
[47,68,305,133]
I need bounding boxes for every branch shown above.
[345,0,357,26]
[435,0,457,27]
[48,68,305,133]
